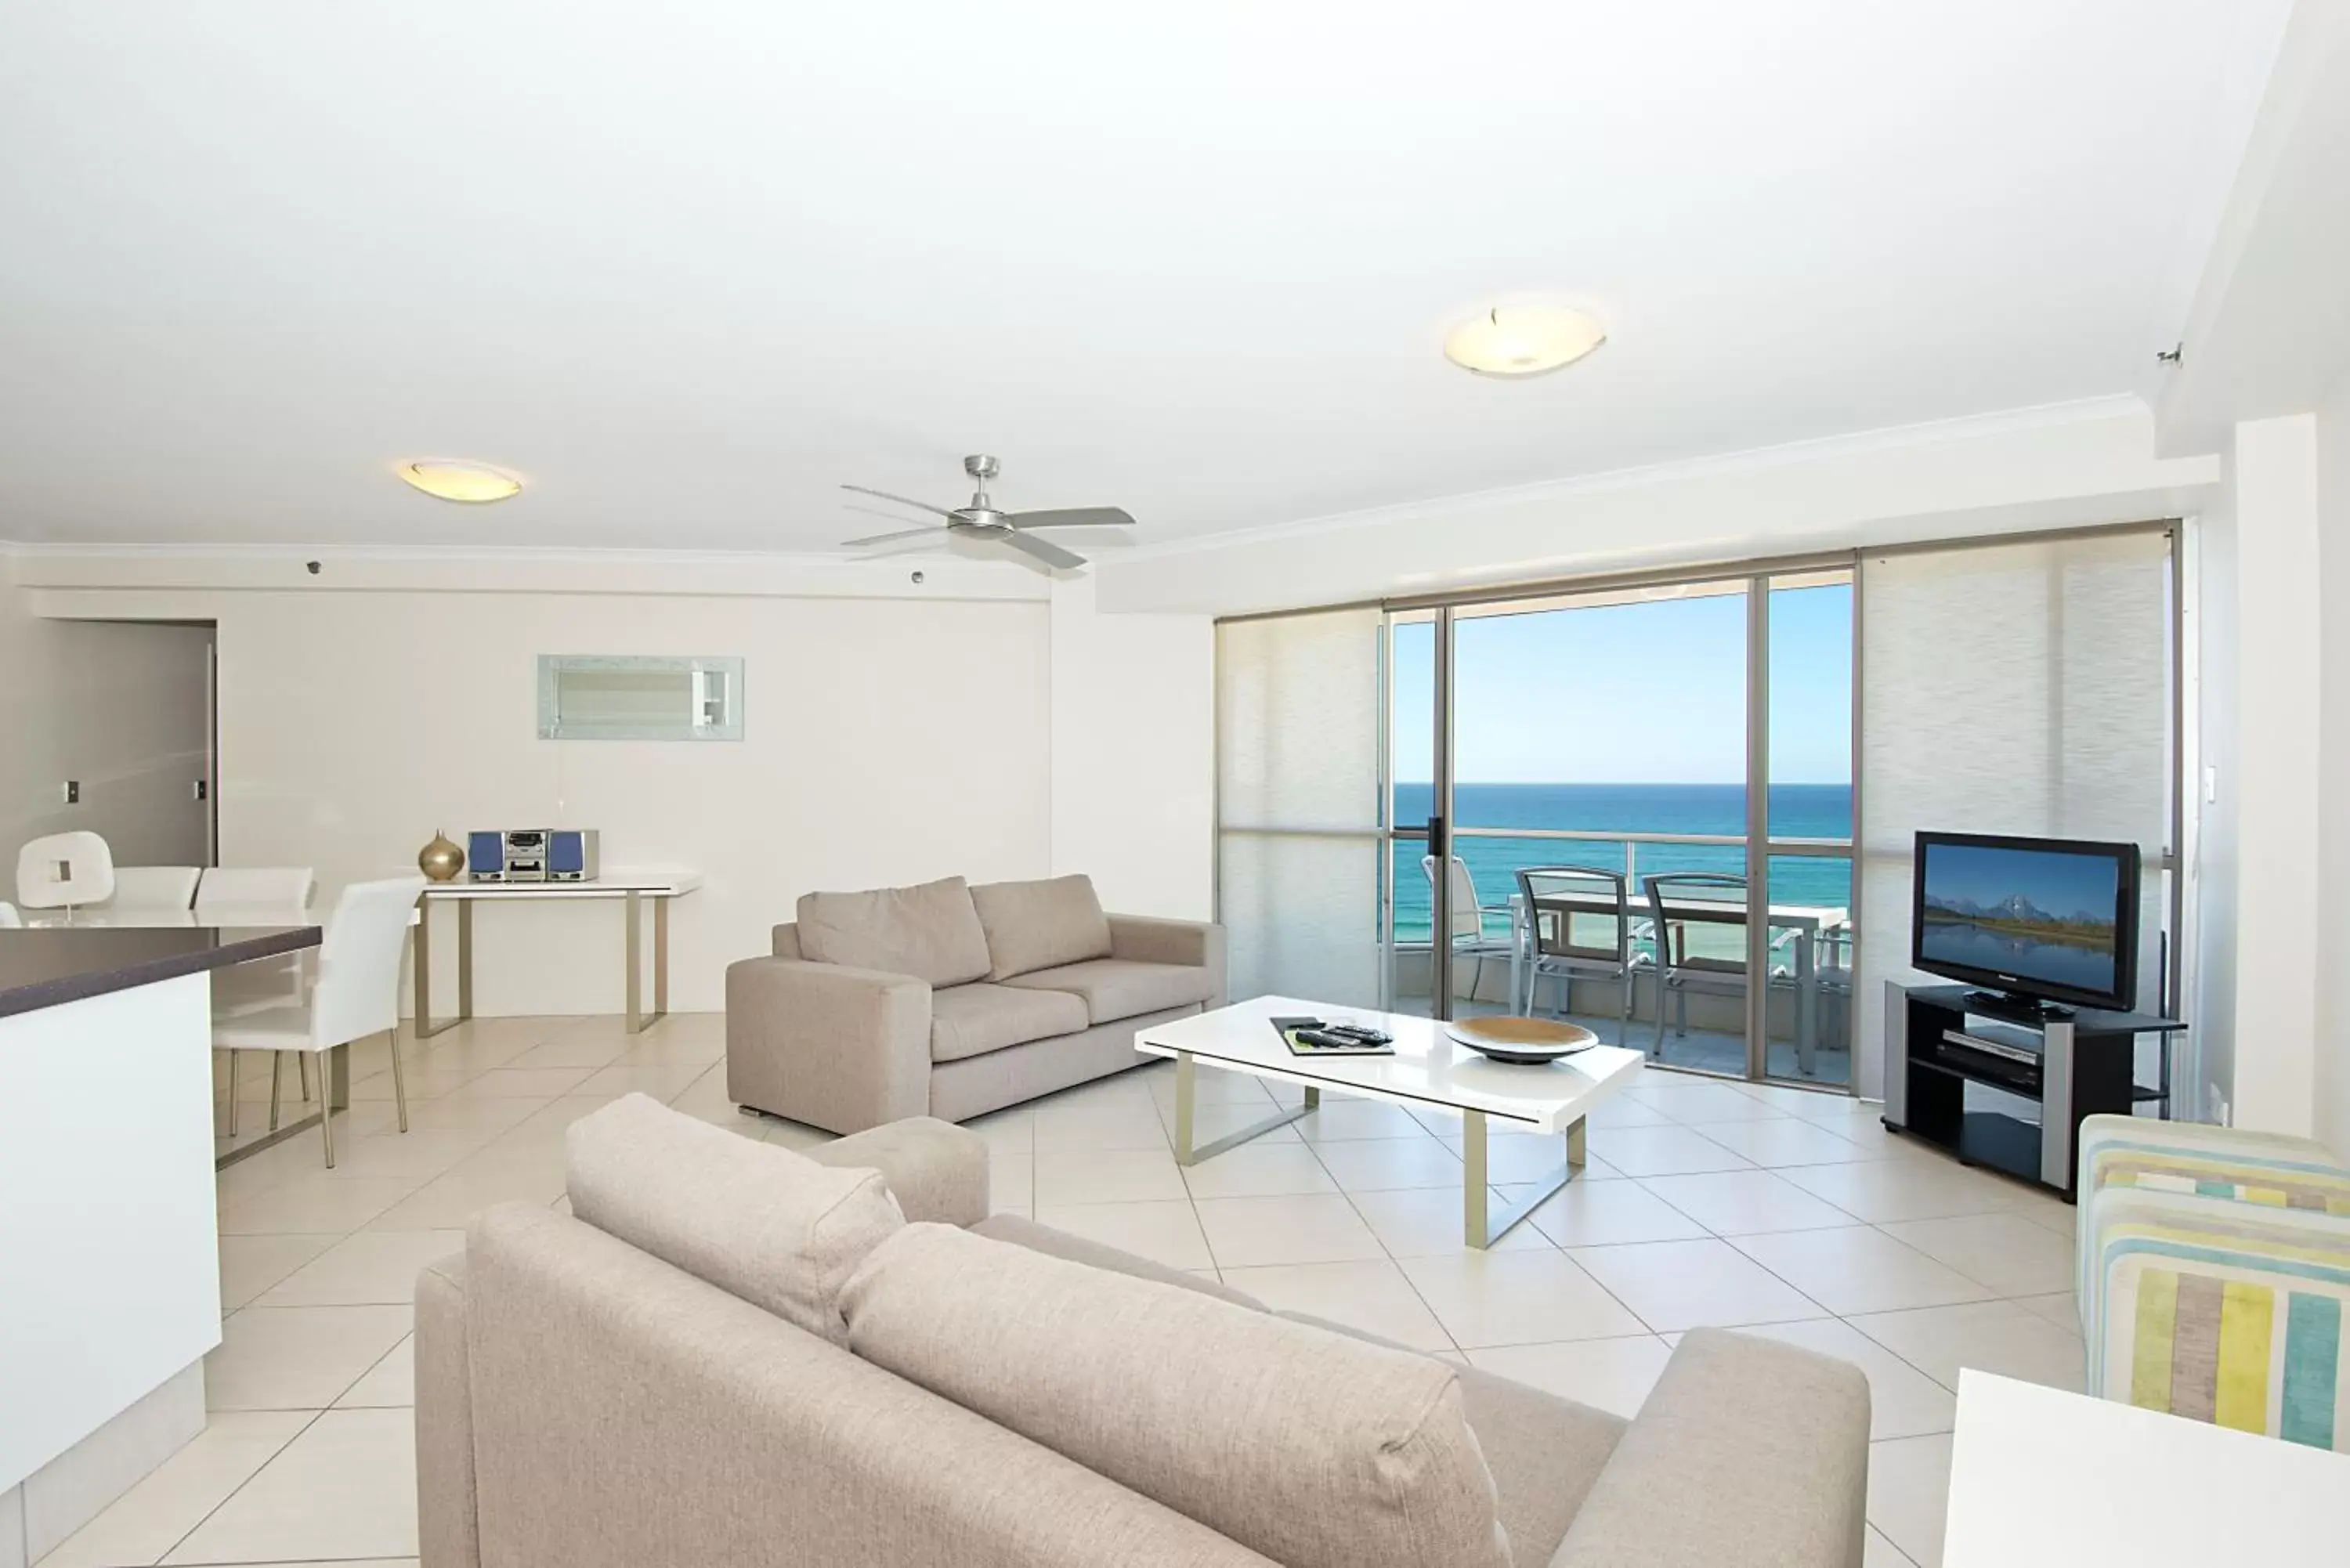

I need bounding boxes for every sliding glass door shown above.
[1218,565,1859,1089]
[1369,573,1858,1085]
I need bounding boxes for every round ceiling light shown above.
[398,459,523,503]
[1443,305,1607,378]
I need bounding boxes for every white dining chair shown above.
[16,830,114,912]
[211,875,425,1165]
[0,901,19,928]
[103,865,202,911]
[196,865,317,912]
[201,865,320,1121]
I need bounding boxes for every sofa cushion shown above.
[1271,1306,1628,1563]
[1549,1329,1869,1568]
[928,983,1089,1064]
[564,1093,902,1346]
[1003,956,1213,1024]
[842,1223,1511,1568]
[797,876,992,988]
[968,874,1113,981]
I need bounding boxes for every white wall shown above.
[2315,369,2350,1156]
[19,558,1230,1018]
[2228,414,2323,1138]
[34,582,1054,1014]
[1047,576,1214,920]
[1097,399,2220,617]
[0,580,210,869]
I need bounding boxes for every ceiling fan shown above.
[840,454,1134,569]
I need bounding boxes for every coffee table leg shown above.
[1170,1050,1316,1167]
[1465,1110,1582,1249]
[1174,1051,1196,1161]
[1463,1110,1491,1243]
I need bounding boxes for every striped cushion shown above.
[2075,1116,2350,1448]
[2084,1192,2350,1354]
[2076,1115,2331,1177]
[2073,1116,2350,1337]
[2106,1256,2349,1450]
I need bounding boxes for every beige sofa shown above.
[418,1097,1872,1568]
[726,873,1224,1133]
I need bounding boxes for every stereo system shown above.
[466,829,600,883]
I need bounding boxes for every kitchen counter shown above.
[0,923,320,1020]
[0,919,324,1559]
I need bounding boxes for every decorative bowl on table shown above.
[1444,1016,1600,1065]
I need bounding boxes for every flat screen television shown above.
[1911,831,2140,1013]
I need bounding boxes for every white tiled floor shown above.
[45,1010,2088,1568]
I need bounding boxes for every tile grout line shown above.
[1643,1088,2085,1404]
[146,1406,329,1568]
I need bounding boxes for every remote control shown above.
[1325,1023,1393,1044]
[1293,1028,1364,1049]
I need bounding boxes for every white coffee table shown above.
[1135,995,1644,1249]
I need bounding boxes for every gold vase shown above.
[418,829,465,883]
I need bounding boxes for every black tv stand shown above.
[1882,982,2184,1200]
[1962,989,2074,1024]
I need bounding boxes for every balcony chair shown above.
[1420,854,1516,1006]
[1515,865,1651,1044]
[1641,872,1799,1063]
[211,875,421,1164]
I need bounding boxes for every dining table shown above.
[1506,886,1850,1072]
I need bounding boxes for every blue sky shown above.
[1922,841,2120,919]
[1391,582,1853,784]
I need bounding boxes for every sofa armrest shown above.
[807,1116,990,1226]
[415,1252,480,1568]
[1107,915,1227,1004]
[725,956,933,1135]
[1549,1328,1869,1568]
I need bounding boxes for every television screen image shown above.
[1914,836,2133,1006]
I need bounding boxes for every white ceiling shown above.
[0,1,2291,555]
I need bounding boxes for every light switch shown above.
[62,779,78,804]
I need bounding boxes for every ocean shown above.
[1390,782,1853,942]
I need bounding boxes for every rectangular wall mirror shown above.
[537,656,745,741]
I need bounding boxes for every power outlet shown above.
[2207,1085,2230,1127]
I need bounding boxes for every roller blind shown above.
[1215,609,1383,1006]
[1855,531,2172,1095]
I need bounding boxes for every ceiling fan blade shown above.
[841,526,942,548]
[1007,506,1136,529]
[841,483,957,519]
[997,530,1086,570]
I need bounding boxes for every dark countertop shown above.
[0,925,323,1021]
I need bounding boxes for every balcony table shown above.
[1506,888,1849,1074]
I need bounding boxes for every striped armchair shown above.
[2076,1115,2350,1451]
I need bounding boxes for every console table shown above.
[1882,981,2182,1198]
[413,871,700,1038]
